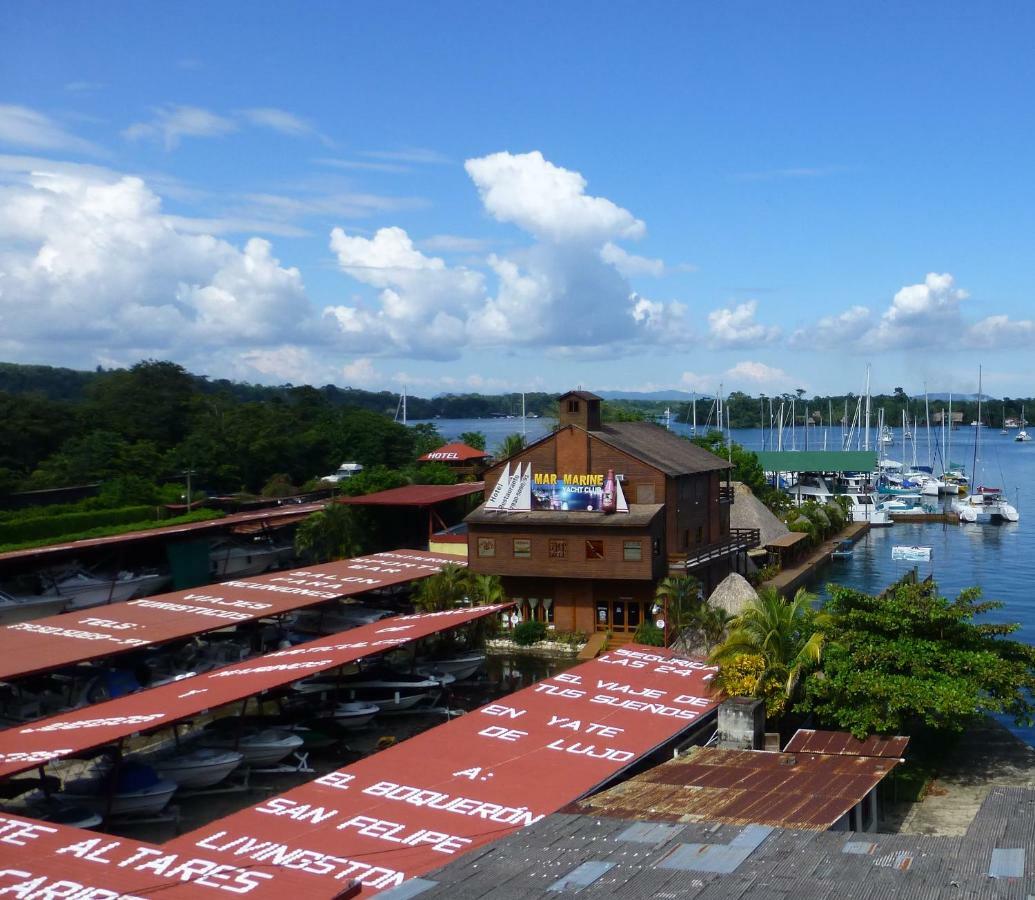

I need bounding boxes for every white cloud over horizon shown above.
[0,104,101,156]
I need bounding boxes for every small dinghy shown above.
[201,727,304,767]
[415,650,486,682]
[60,762,178,817]
[152,748,244,789]
[830,539,854,560]
[327,701,379,729]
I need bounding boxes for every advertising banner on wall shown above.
[486,466,628,513]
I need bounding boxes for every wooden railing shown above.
[718,484,735,505]
[670,527,761,572]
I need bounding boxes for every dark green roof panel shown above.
[755,450,878,473]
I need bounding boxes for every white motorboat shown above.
[38,805,103,829]
[876,494,930,517]
[296,668,452,712]
[326,701,379,729]
[415,650,487,682]
[151,748,244,789]
[210,538,294,580]
[1015,430,1031,442]
[36,568,170,611]
[200,727,304,766]
[956,488,1020,524]
[289,604,394,635]
[60,763,178,817]
[0,589,65,625]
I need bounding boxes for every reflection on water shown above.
[485,654,577,692]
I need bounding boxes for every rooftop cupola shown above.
[558,390,602,431]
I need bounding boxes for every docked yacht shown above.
[151,748,244,789]
[783,474,891,526]
[35,567,170,611]
[59,762,178,817]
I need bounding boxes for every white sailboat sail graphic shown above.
[512,463,532,511]
[497,462,524,511]
[485,463,511,510]
[615,475,629,512]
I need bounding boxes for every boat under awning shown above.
[0,550,463,681]
[755,450,878,473]
[0,602,509,780]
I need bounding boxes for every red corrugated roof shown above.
[166,646,720,895]
[784,728,910,759]
[337,482,484,506]
[0,502,327,563]
[418,442,489,462]
[0,550,463,681]
[0,603,509,781]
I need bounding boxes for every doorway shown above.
[594,597,644,633]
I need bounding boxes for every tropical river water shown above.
[418,416,1035,744]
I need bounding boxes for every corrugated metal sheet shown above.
[0,501,328,562]
[989,847,1025,878]
[548,861,615,891]
[573,746,898,831]
[0,602,509,780]
[0,549,463,680]
[785,728,909,759]
[337,482,485,506]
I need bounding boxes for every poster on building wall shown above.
[486,465,628,513]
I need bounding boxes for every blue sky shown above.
[2,2,1034,397]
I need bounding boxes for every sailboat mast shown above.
[863,364,872,452]
[972,367,982,484]
[924,384,932,469]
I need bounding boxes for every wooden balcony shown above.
[718,484,735,505]
[669,528,761,573]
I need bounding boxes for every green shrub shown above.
[0,505,155,543]
[634,621,665,646]
[512,621,548,646]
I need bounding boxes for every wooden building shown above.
[466,391,759,643]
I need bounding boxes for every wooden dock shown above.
[763,520,870,596]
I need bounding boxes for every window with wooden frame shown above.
[513,539,532,558]
[548,539,567,559]
[568,399,580,413]
[623,540,642,561]
[477,537,496,557]
[585,539,605,560]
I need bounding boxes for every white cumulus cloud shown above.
[707,300,781,348]
[0,159,312,372]
[464,150,645,244]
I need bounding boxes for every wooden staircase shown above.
[605,631,636,650]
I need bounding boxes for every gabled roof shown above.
[336,482,484,506]
[592,422,732,475]
[418,441,489,462]
[784,728,909,759]
[560,389,603,401]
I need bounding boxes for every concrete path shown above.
[894,717,1035,835]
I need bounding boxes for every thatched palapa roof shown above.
[730,481,789,547]
[708,572,758,618]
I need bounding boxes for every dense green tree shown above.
[85,360,195,446]
[294,502,363,562]
[410,423,444,458]
[799,580,1035,738]
[458,431,486,451]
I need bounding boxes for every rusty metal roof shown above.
[785,728,910,759]
[336,481,484,506]
[0,502,327,563]
[571,745,899,831]
[765,531,810,549]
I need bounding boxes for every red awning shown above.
[0,603,509,780]
[0,501,328,563]
[0,550,463,681]
[336,483,484,507]
[168,646,720,895]
[418,442,489,463]
[0,646,719,898]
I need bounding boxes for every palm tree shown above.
[494,433,526,460]
[412,563,472,612]
[695,604,733,649]
[294,502,361,562]
[469,573,505,606]
[653,575,702,641]
[709,587,826,702]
